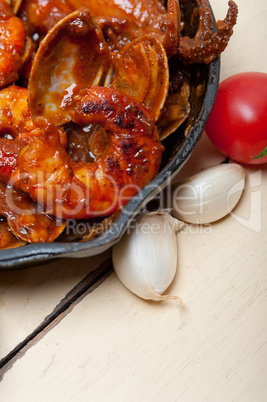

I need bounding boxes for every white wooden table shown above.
[0,1,267,401]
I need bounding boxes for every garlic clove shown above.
[112,212,182,305]
[171,163,245,224]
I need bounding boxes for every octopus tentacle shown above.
[194,0,214,41]
[178,0,238,64]
[163,0,181,57]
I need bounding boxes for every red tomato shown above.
[205,72,267,164]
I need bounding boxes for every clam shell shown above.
[111,35,169,121]
[28,8,109,126]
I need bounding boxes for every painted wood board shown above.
[0,0,267,400]
[0,251,111,360]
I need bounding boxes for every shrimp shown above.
[0,85,67,144]
[0,85,67,183]
[0,85,36,136]
[0,0,26,88]
[10,86,164,219]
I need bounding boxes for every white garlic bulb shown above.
[171,163,245,224]
[112,212,182,304]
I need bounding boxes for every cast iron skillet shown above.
[0,1,220,269]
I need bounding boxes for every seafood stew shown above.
[0,0,238,268]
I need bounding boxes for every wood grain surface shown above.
[0,0,267,401]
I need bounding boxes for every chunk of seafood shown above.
[0,137,25,183]
[66,123,107,162]
[28,8,110,126]
[0,130,66,184]
[0,183,66,243]
[11,87,164,219]
[0,85,67,146]
[194,0,214,41]
[18,0,73,36]
[0,0,26,88]
[157,81,190,141]
[20,0,237,65]
[19,0,180,56]
[0,83,68,184]
[85,0,180,56]
[142,0,180,57]
[0,220,26,249]
[66,0,167,24]
[178,0,238,64]
[111,35,169,121]
[0,86,37,137]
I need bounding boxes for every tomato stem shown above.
[252,146,267,160]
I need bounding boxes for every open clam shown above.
[111,35,169,121]
[28,8,109,126]
[157,80,190,141]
